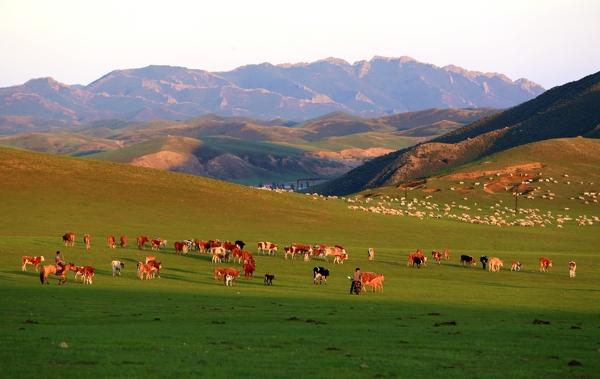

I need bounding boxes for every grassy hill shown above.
[318,71,600,196]
[0,145,598,377]
[87,135,346,185]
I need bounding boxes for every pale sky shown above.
[1,0,598,89]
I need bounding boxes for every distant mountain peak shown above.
[1,56,547,124]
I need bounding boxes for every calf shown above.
[22,255,45,272]
[73,266,85,282]
[264,274,274,285]
[443,249,450,260]
[367,248,374,261]
[83,234,91,250]
[460,255,476,266]
[333,253,347,264]
[225,274,234,286]
[365,277,384,292]
[120,235,127,248]
[111,260,125,276]
[510,262,522,271]
[107,236,117,249]
[569,261,576,278]
[313,266,330,284]
[431,250,443,264]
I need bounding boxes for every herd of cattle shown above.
[19,232,577,287]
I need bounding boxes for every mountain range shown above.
[317,70,600,195]
[0,56,543,130]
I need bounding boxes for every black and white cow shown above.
[111,260,125,276]
[313,266,330,285]
[413,257,423,268]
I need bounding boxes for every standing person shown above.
[55,251,65,274]
[350,268,361,294]
[480,255,488,270]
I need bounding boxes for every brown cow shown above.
[360,272,385,292]
[147,259,162,278]
[258,242,278,255]
[569,261,576,278]
[83,266,94,284]
[431,250,443,264]
[107,236,117,249]
[443,249,450,260]
[539,257,553,273]
[73,266,85,282]
[222,268,240,286]
[174,242,188,256]
[137,262,157,280]
[83,234,91,250]
[151,238,162,250]
[214,268,226,282]
[137,236,150,250]
[22,256,45,272]
[243,262,256,280]
[407,252,427,267]
[62,233,75,247]
[284,246,295,260]
[291,243,313,257]
[333,253,347,264]
[120,235,127,248]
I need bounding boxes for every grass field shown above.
[0,144,599,378]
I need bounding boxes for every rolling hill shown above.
[0,57,542,127]
[317,70,600,196]
[0,108,497,185]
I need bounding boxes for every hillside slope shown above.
[317,71,600,195]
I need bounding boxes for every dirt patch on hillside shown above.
[484,179,535,194]
[308,147,395,160]
[130,151,208,176]
[422,188,441,193]
[447,163,544,180]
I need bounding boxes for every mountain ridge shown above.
[0,56,543,127]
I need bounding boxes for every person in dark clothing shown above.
[480,255,488,270]
[350,268,361,294]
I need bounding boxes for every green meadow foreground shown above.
[0,142,599,378]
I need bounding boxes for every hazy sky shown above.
[1,0,598,89]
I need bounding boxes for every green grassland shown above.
[308,132,419,151]
[0,144,598,378]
